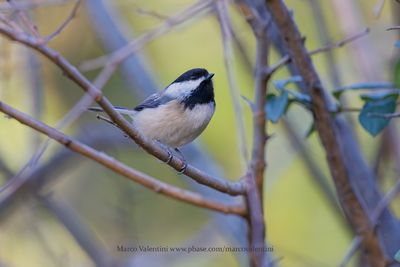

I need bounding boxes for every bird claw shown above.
[178,160,187,174]
[164,150,173,164]
[175,148,187,174]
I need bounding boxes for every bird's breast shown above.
[132,100,215,147]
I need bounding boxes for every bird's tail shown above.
[88,106,137,116]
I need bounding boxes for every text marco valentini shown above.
[117,245,168,253]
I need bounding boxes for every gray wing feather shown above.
[133,92,174,111]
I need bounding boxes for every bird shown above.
[89,68,216,173]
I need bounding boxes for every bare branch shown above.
[387,26,400,31]
[42,0,82,43]
[80,0,214,71]
[265,28,369,76]
[133,4,169,20]
[0,100,246,216]
[215,0,249,166]
[339,179,400,267]
[0,0,70,11]
[7,0,40,37]
[309,28,370,55]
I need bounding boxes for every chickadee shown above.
[89,68,215,172]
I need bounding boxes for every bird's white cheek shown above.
[165,79,204,98]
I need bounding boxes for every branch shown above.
[215,0,249,166]
[0,24,245,196]
[264,0,388,264]
[42,0,81,43]
[40,194,115,267]
[387,26,400,31]
[80,0,214,71]
[236,3,270,266]
[339,179,400,267]
[265,28,369,76]
[0,0,70,11]
[0,100,246,216]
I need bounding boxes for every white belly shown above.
[132,101,215,148]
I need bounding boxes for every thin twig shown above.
[42,0,82,43]
[387,26,400,31]
[339,179,400,267]
[80,0,214,71]
[7,0,40,37]
[133,5,169,20]
[265,28,370,76]
[0,100,246,216]
[0,0,70,11]
[311,28,370,55]
[215,0,249,166]
[0,23,245,196]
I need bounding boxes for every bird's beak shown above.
[206,73,215,80]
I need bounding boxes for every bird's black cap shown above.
[173,68,210,83]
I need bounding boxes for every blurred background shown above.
[0,0,400,266]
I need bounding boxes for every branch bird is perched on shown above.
[89,68,216,173]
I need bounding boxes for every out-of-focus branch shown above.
[307,0,341,87]
[39,194,115,267]
[42,0,81,43]
[387,26,400,31]
[0,155,13,178]
[281,118,351,232]
[215,0,249,166]
[26,51,43,151]
[7,0,40,37]
[80,0,214,71]
[265,28,369,76]
[339,179,400,267]
[0,0,70,11]
[0,100,246,216]
[0,24,245,196]
[85,0,158,98]
[263,0,391,265]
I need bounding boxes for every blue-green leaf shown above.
[333,82,395,99]
[358,98,396,136]
[286,90,312,104]
[265,91,289,123]
[395,249,400,262]
[273,76,302,91]
[360,90,399,102]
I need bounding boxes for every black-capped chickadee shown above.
[89,68,215,172]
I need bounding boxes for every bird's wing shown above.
[133,92,174,112]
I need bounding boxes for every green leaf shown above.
[265,91,289,123]
[358,98,396,136]
[273,76,302,91]
[333,82,395,99]
[360,90,399,102]
[395,249,400,262]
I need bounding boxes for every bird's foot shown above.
[175,148,187,174]
[155,141,173,164]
